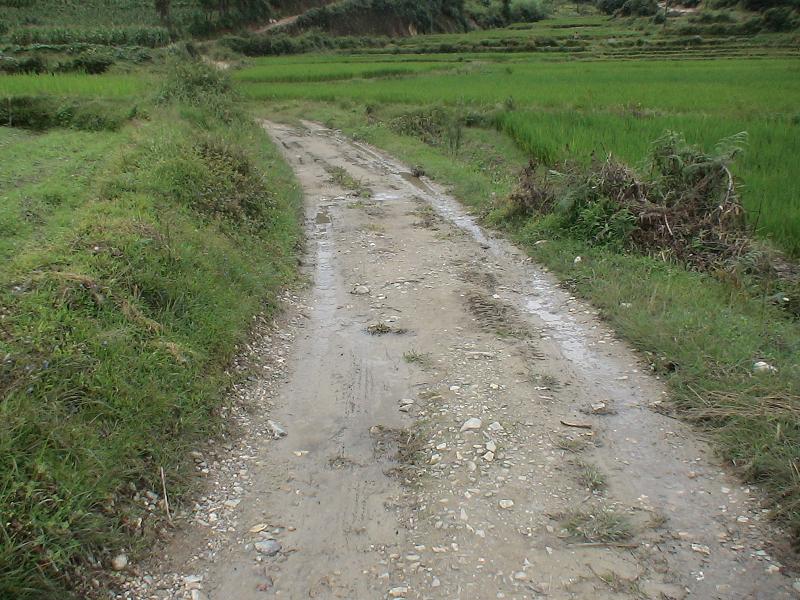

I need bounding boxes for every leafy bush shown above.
[743,0,799,11]
[389,107,468,150]
[58,51,115,74]
[0,54,46,74]
[761,6,800,30]
[292,0,468,35]
[0,96,127,131]
[689,10,736,23]
[509,0,548,22]
[465,0,507,28]
[619,0,658,16]
[157,57,237,121]
[595,0,626,14]
[220,31,388,56]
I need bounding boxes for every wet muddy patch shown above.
[464,289,531,339]
[459,268,498,292]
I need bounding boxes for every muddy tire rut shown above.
[118,121,797,600]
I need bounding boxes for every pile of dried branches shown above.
[508,131,751,268]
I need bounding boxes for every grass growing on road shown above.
[0,62,301,598]
[562,508,633,542]
[325,165,372,197]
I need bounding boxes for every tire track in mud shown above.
[117,121,797,600]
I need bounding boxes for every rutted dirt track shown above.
[120,121,797,600]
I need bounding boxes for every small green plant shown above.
[562,509,633,542]
[444,118,463,155]
[576,461,607,491]
[403,350,433,367]
[326,165,372,197]
[557,435,589,454]
[367,322,393,335]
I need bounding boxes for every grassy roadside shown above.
[0,63,301,598]
[256,100,800,543]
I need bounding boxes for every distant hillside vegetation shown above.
[0,0,332,40]
[0,0,462,38]
[285,0,470,36]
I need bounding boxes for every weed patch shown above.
[403,350,433,367]
[506,131,750,268]
[0,61,301,598]
[562,508,634,542]
[325,165,372,197]
[0,95,130,131]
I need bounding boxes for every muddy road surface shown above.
[118,121,797,600]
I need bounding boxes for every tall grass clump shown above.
[157,55,237,122]
[0,58,301,598]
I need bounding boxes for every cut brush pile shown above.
[507,131,751,269]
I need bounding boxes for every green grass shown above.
[562,508,633,542]
[238,55,800,255]
[232,58,453,83]
[240,57,800,114]
[0,73,149,97]
[0,66,301,597]
[257,100,800,541]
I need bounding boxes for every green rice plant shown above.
[237,55,800,253]
[0,73,148,97]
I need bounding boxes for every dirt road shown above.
[119,121,797,600]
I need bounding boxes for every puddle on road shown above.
[399,171,435,194]
[315,207,331,224]
[372,191,401,203]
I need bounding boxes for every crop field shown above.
[0,72,149,97]
[238,54,800,254]
[232,58,454,83]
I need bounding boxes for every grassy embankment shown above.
[0,61,301,597]
[240,52,800,541]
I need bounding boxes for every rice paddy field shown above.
[0,73,149,97]
[237,53,800,255]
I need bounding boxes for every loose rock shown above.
[460,418,482,432]
[267,420,287,439]
[111,554,128,571]
[255,540,282,556]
